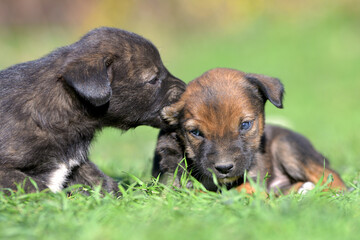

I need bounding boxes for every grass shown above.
[1,179,360,240]
[1,9,360,240]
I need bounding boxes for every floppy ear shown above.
[245,73,284,108]
[161,101,185,125]
[62,59,112,107]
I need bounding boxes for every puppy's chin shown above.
[218,176,241,184]
[201,175,244,191]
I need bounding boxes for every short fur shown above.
[152,68,346,193]
[0,27,186,194]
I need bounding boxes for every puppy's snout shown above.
[215,163,234,174]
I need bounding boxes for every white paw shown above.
[297,182,315,194]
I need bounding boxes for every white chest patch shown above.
[69,158,82,168]
[47,157,82,192]
[47,163,70,192]
[46,144,87,193]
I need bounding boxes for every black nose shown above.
[215,163,234,174]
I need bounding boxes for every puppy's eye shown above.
[105,58,113,67]
[240,121,253,132]
[148,76,159,85]
[189,129,204,138]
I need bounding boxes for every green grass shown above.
[1,10,360,240]
[1,180,360,240]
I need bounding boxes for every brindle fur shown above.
[152,68,345,193]
[0,27,185,194]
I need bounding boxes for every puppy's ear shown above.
[245,73,284,108]
[61,59,112,107]
[161,101,185,125]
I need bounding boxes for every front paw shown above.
[297,182,315,194]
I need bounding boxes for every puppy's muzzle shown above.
[214,161,242,184]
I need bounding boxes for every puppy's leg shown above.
[0,170,48,194]
[66,161,119,195]
[302,164,345,190]
[275,181,313,195]
[152,130,185,186]
[270,128,347,193]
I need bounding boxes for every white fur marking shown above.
[297,181,315,195]
[47,164,69,192]
[69,158,81,168]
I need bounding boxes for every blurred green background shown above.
[1,0,359,183]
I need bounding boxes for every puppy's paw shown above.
[297,181,315,194]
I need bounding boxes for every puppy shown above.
[0,27,185,194]
[152,68,346,194]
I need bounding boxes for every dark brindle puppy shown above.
[0,27,185,194]
[152,68,346,194]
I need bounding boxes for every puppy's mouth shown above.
[142,114,165,129]
[218,176,241,184]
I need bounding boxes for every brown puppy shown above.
[152,68,346,194]
[0,27,185,194]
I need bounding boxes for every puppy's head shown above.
[163,68,283,186]
[60,27,185,129]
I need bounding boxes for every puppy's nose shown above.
[215,163,234,174]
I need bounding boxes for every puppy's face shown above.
[163,68,283,185]
[61,27,185,129]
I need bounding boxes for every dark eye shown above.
[189,129,204,138]
[148,76,159,85]
[105,58,113,67]
[240,121,253,132]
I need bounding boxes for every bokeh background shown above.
[1,0,359,182]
